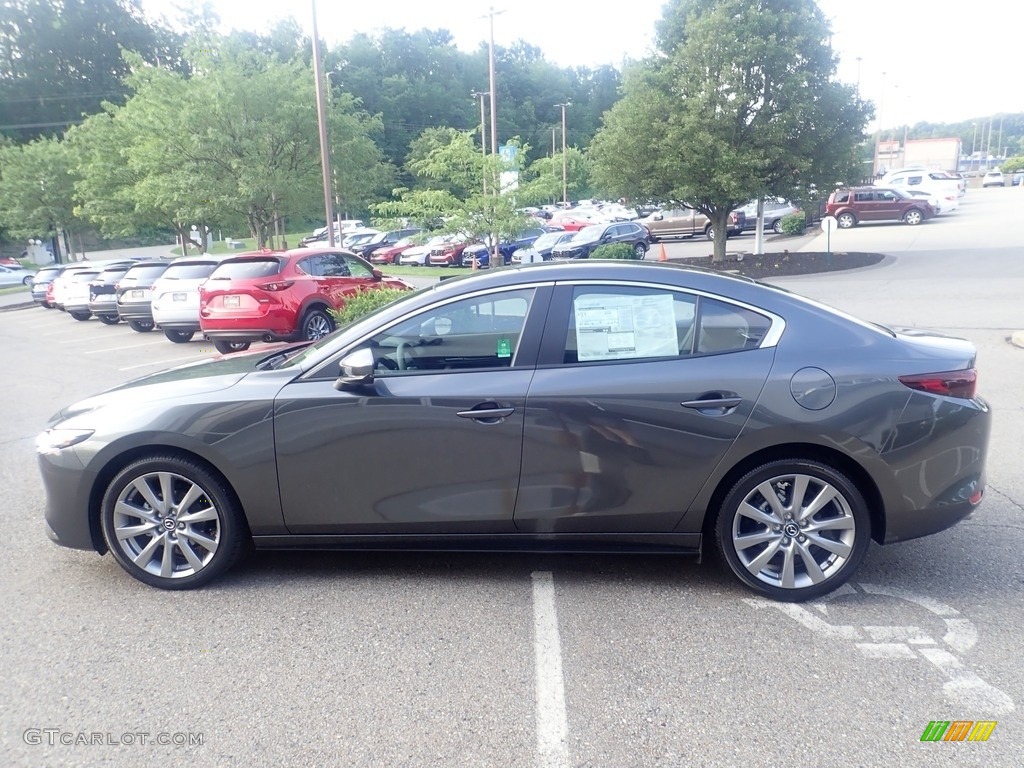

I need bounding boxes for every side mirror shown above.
[334,347,375,390]
[371,267,382,281]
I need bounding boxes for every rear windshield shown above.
[208,259,282,280]
[35,267,61,279]
[123,264,171,280]
[97,268,130,279]
[160,262,219,280]
[69,271,101,282]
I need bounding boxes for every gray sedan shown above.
[37,261,990,601]
[0,263,34,287]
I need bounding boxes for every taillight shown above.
[899,369,976,399]
[256,281,294,291]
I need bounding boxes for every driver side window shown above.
[366,289,535,374]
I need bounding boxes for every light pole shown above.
[471,90,489,194]
[310,0,335,246]
[484,7,506,268]
[555,102,570,204]
[872,70,886,176]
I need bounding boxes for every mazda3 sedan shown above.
[37,261,990,601]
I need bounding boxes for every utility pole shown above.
[471,90,489,195]
[310,0,335,246]
[555,102,570,204]
[485,7,506,268]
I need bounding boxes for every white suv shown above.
[877,169,961,210]
[982,170,1005,187]
[151,256,230,343]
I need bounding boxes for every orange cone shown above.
[658,243,668,262]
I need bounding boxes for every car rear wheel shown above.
[69,310,91,321]
[99,455,248,589]
[704,226,715,240]
[22,275,33,286]
[127,319,154,333]
[213,340,251,354]
[97,314,120,325]
[163,329,195,343]
[714,459,870,602]
[633,242,647,259]
[301,307,334,341]
[903,209,923,225]
[772,219,784,234]
[836,212,857,229]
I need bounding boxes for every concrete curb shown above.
[0,300,35,312]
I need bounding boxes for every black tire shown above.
[300,307,335,341]
[127,319,154,333]
[22,275,33,286]
[97,314,120,325]
[632,242,647,259]
[69,310,91,321]
[214,340,251,354]
[163,329,195,343]
[903,209,924,226]
[714,459,870,602]
[772,219,784,234]
[99,455,248,589]
[836,212,857,229]
[704,226,715,241]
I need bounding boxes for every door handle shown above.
[681,395,742,414]
[457,406,516,423]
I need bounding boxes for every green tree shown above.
[0,0,183,141]
[0,136,82,259]
[590,0,871,261]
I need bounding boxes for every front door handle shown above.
[681,395,742,414]
[456,405,516,423]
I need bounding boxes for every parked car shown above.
[551,221,650,260]
[151,256,229,343]
[87,264,135,324]
[298,220,367,248]
[38,261,990,600]
[198,248,413,354]
[0,263,35,288]
[340,229,382,250]
[369,235,423,265]
[826,187,935,228]
[1012,171,1023,187]
[877,169,962,201]
[982,170,1005,187]
[739,199,802,234]
[61,267,107,320]
[352,228,422,259]
[399,235,454,266]
[640,206,745,241]
[116,261,174,332]
[511,230,577,264]
[30,265,64,307]
[427,234,473,267]
[50,259,141,311]
[905,189,958,215]
[547,212,603,231]
[462,228,553,268]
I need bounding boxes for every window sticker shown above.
[497,338,512,358]
[574,293,678,361]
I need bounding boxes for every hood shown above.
[54,353,258,423]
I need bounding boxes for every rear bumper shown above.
[203,328,299,343]
[116,301,153,321]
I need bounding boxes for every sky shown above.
[143,0,1024,128]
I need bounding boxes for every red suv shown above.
[826,187,935,228]
[198,248,412,354]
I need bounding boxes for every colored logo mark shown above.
[920,720,997,742]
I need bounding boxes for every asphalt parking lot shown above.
[2,187,1022,766]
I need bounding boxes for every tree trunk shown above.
[710,209,730,263]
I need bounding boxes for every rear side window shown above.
[208,259,281,280]
[696,298,772,354]
[853,191,873,202]
[832,191,849,203]
[161,262,219,280]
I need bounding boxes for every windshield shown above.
[533,232,567,249]
[574,225,604,243]
[160,262,219,280]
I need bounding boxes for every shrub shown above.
[778,213,807,236]
[330,287,411,326]
[591,242,639,260]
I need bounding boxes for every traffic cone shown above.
[658,243,668,262]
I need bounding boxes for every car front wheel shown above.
[633,242,647,259]
[100,455,248,589]
[127,319,154,333]
[836,212,857,228]
[903,209,923,225]
[213,340,251,354]
[714,459,870,602]
[97,314,120,325]
[772,219,784,234]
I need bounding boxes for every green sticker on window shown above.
[497,338,512,358]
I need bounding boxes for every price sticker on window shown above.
[497,338,512,358]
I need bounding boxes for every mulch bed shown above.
[668,251,885,280]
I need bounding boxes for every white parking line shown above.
[85,341,167,354]
[531,571,569,768]
[118,354,209,371]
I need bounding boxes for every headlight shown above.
[35,428,94,455]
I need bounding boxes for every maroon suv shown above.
[826,187,934,228]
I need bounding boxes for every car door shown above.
[515,281,777,534]
[274,285,551,534]
[874,189,902,220]
[853,190,880,220]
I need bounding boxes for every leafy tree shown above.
[0,136,82,259]
[999,154,1024,172]
[518,148,591,205]
[0,0,183,141]
[590,0,871,261]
